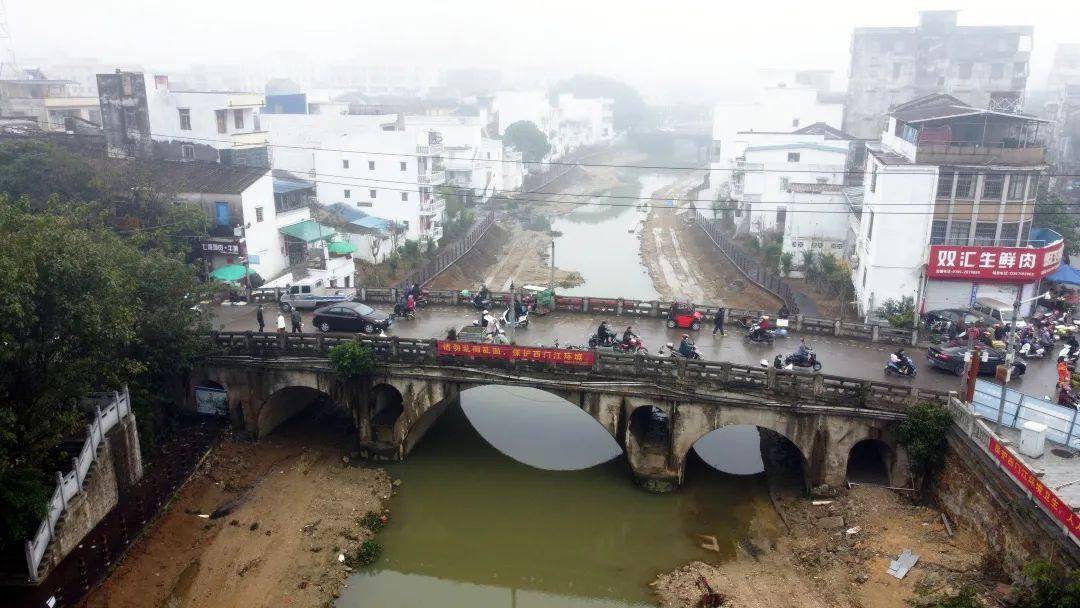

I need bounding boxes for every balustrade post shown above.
[812,374,825,397]
[719,362,731,384]
[390,336,400,360]
[860,380,872,407]
[910,329,918,347]
[616,299,623,316]
[360,287,367,301]
[72,457,82,491]
[245,331,254,354]
[278,330,287,351]
[833,320,841,337]
[795,314,803,331]
[427,339,438,363]
[316,335,325,353]
[582,297,589,313]
[765,366,777,390]
[871,325,880,342]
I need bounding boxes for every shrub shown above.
[329,343,376,379]
[934,588,980,608]
[897,401,952,480]
[1014,560,1080,607]
[358,510,387,533]
[879,296,916,329]
[780,252,793,276]
[344,540,382,567]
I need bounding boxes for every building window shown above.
[982,174,1004,199]
[1007,174,1026,200]
[233,109,244,129]
[990,63,1004,79]
[776,207,787,227]
[255,207,264,222]
[400,161,407,171]
[958,62,973,79]
[344,189,351,199]
[1014,61,1027,76]
[936,171,953,198]
[870,165,878,193]
[342,159,350,169]
[215,109,227,134]
[121,75,133,96]
[779,177,790,191]
[974,222,997,246]
[930,219,947,245]
[401,192,409,202]
[1020,220,1031,243]
[999,222,1019,246]
[368,161,376,170]
[787,152,801,162]
[181,144,195,161]
[178,108,191,130]
[370,189,377,199]
[955,173,975,198]
[123,107,136,126]
[947,220,970,244]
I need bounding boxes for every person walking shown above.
[290,308,303,333]
[256,305,265,332]
[276,312,286,335]
[713,306,725,336]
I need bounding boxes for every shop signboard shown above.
[928,240,1063,282]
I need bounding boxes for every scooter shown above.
[885,354,917,378]
[392,302,414,320]
[502,307,529,328]
[588,333,620,349]
[772,350,822,372]
[1018,339,1046,359]
[470,294,492,310]
[661,342,701,360]
[743,328,775,345]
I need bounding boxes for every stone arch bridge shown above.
[196,332,951,492]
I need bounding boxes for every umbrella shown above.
[327,240,357,255]
[209,264,253,282]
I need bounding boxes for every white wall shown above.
[493,90,553,137]
[144,77,263,152]
[241,173,293,279]
[782,192,851,263]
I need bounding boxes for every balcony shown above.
[231,130,269,149]
[416,143,444,156]
[915,142,1046,167]
[418,170,446,186]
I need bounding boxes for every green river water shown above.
[335,386,784,608]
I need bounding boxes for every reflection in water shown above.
[337,387,784,608]
[551,173,678,299]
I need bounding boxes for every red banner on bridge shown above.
[988,437,1080,538]
[436,340,595,367]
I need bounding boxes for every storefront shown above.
[921,231,1064,316]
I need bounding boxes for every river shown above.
[336,386,780,608]
[550,172,679,300]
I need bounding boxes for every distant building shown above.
[0,71,100,131]
[850,94,1055,318]
[842,10,1032,140]
[491,90,615,163]
[262,93,308,115]
[97,70,269,168]
[1044,44,1080,197]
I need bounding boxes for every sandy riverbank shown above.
[651,486,989,608]
[81,406,391,608]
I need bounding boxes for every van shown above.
[972,297,1025,328]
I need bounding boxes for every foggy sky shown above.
[10,0,1080,100]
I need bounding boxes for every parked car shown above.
[312,302,392,333]
[923,308,992,331]
[972,297,1027,329]
[926,344,1027,377]
[278,280,357,312]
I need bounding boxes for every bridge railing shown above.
[206,332,948,411]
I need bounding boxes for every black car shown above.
[926,345,1027,377]
[312,302,392,334]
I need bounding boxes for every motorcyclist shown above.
[750,315,771,341]
[394,297,408,318]
[597,320,616,345]
[777,304,790,320]
[483,310,500,336]
[1068,333,1080,358]
[795,338,812,363]
[678,333,695,358]
[480,309,490,328]
[622,326,638,347]
[891,347,909,373]
[478,284,490,301]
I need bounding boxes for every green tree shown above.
[329,343,376,379]
[763,242,783,275]
[1015,560,1080,607]
[550,74,651,132]
[897,401,952,483]
[780,252,793,277]
[503,121,551,163]
[0,140,96,207]
[879,296,916,329]
[1033,191,1080,255]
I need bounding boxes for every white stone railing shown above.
[24,387,132,582]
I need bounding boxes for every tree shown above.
[1014,560,1080,607]
[1033,191,1080,255]
[897,402,952,483]
[0,140,96,207]
[503,121,551,163]
[763,242,783,275]
[550,74,651,132]
[879,296,916,329]
[329,343,376,379]
[0,195,205,551]
[780,252,794,277]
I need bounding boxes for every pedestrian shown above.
[290,308,302,333]
[256,305,265,332]
[713,306,725,336]
[276,312,286,335]
[1059,356,1070,387]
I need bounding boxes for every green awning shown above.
[279,220,335,243]
[327,240,357,255]
[209,264,253,282]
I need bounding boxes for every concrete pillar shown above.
[910,329,919,346]
[871,325,880,342]
[72,458,82,491]
[616,299,623,316]
[833,320,842,336]
[360,287,367,301]
[765,366,777,389]
[245,331,254,354]
[796,314,803,331]
[583,297,590,312]
[812,374,825,397]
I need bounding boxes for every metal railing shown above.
[205,332,947,412]
[25,387,132,583]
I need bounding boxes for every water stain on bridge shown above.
[335,385,794,608]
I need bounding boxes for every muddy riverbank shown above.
[81,404,390,608]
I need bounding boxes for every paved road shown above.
[210,303,1060,398]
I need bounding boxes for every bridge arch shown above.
[257,386,343,438]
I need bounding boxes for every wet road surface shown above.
[211,303,1059,398]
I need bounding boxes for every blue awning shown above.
[273,177,315,195]
[1046,263,1080,286]
[351,216,394,231]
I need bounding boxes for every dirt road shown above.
[639,177,782,310]
[82,405,391,608]
[651,486,988,608]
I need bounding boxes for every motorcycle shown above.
[743,328,775,345]
[502,307,529,329]
[771,350,822,372]
[470,294,492,310]
[885,354,917,378]
[661,342,701,360]
[392,302,415,320]
[1018,339,1046,359]
[588,332,620,349]
[613,335,648,355]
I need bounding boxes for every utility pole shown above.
[509,280,516,346]
[995,287,1048,435]
[548,239,555,290]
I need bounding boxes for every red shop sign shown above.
[436,340,595,367]
[927,241,1063,282]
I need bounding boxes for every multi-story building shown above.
[0,70,100,131]
[1044,44,1080,198]
[851,94,1059,319]
[492,91,615,163]
[264,112,449,242]
[97,71,269,167]
[843,10,1032,140]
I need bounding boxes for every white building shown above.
[492,91,615,164]
[264,112,448,242]
[851,94,1057,318]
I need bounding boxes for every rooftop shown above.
[786,182,846,194]
[97,159,269,195]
